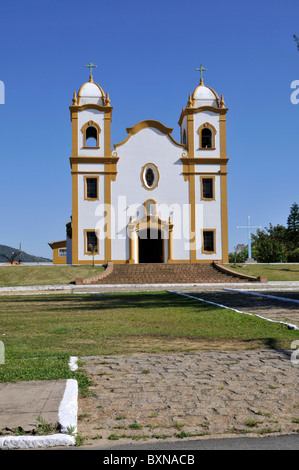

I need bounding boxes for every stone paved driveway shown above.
[78,350,299,446]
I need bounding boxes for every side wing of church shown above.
[49,70,229,265]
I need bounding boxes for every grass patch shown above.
[225,263,299,281]
[0,265,105,287]
[0,291,298,384]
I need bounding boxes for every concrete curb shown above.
[224,288,299,304]
[169,291,299,331]
[0,433,75,450]
[0,359,79,449]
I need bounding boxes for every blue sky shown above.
[0,0,298,259]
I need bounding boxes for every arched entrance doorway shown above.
[128,205,173,264]
[138,228,163,263]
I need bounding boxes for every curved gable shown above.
[114,119,185,149]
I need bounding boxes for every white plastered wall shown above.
[194,165,222,260]
[193,111,220,158]
[77,110,105,157]
[77,164,106,261]
[111,127,190,262]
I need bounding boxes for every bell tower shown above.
[69,62,117,264]
[178,66,229,263]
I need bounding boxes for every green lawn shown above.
[0,291,298,385]
[0,265,104,287]
[226,263,299,281]
[1,263,299,288]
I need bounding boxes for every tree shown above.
[294,34,299,51]
[253,229,288,263]
[229,245,248,264]
[286,202,299,255]
[287,202,299,242]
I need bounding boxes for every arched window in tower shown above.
[81,120,101,148]
[201,128,212,148]
[86,126,98,147]
[182,129,187,146]
[197,123,217,150]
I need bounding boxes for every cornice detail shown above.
[114,119,185,149]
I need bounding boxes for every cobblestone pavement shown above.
[78,350,299,447]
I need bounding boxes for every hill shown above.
[0,244,52,263]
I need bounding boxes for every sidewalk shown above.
[0,280,299,295]
[0,379,77,449]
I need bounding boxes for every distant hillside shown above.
[0,245,52,263]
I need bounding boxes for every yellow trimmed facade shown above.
[49,71,229,265]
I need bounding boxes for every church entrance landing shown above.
[138,229,163,263]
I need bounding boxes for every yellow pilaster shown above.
[187,113,196,262]
[168,218,174,262]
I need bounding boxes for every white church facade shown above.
[49,66,229,265]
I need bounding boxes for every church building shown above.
[49,64,229,265]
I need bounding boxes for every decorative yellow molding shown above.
[72,167,79,264]
[114,120,185,149]
[84,175,99,201]
[127,214,172,264]
[71,111,78,156]
[221,166,229,263]
[144,199,157,215]
[178,106,228,127]
[70,156,119,165]
[186,113,196,262]
[141,163,160,191]
[168,217,174,262]
[220,114,227,158]
[181,157,229,165]
[69,103,113,120]
[84,229,100,255]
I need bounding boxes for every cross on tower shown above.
[85,60,97,79]
[196,64,207,81]
[237,216,262,260]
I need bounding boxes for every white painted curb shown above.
[224,288,299,304]
[58,378,78,434]
[0,358,79,449]
[169,291,299,331]
[0,434,75,449]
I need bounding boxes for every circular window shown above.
[141,163,159,190]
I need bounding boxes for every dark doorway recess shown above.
[138,229,163,263]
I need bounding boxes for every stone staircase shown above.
[75,261,266,285]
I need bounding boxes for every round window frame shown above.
[141,163,159,191]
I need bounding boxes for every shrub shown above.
[288,248,299,262]
[254,232,288,263]
[229,248,248,263]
